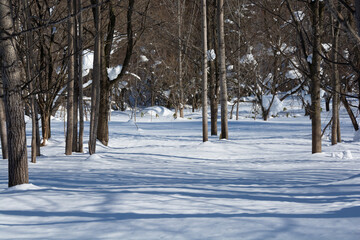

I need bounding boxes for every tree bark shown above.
[0,85,8,159]
[202,0,208,142]
[208,0,219,136]
[355,0,360,36]
[24,0,37,162]
[178,0,184,118]
[331,14,341,145]
[218,0,229,139]
[310,1,324,154]
[65,0,75,155]
[89,0,101,154]
[0,0,29,187]
[77,0,84,153]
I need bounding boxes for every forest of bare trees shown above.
[1,0,360,187]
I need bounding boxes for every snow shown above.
[141,106,174,117]
[307,54,313,64]
[207,49,216,61]
[1,98,360,239]
[140,55,149,62]
[240,53,257,65]
[293,11,305,21]
[285,69,302,79]
[82,50,94,77]
[107,65,123,80]
[262,95,283,116]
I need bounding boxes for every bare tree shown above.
[177,0,185,118]
[96,0,135,146]
[89,0,101,155]
[77,0,84,153]
[218,0,229,139]
[23,0,38,163]
[0,0,29,186]
[66,0,75,155]
[202,0,208,142]
[310,0,325,153]
[331,12,341,145]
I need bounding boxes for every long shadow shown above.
[1,205,359,227]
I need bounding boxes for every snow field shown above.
[0,99,360,239]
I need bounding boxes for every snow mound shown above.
[331,150,353,159]
[141,106,174,117]
[6,184,42,191]
[343,150,353,159]
[86,154,102,161]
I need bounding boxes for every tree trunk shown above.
[208,0,218,135]
[218,0,229,139]
[89,0,101,154]
[209,0,217,131]
[236,0,242,121]
[35,105,41,156]
[341,94,359,131]
[65,0,75,155]
[24,0,37,163]
[331,14,341,145]
[355,0,360,36]
[41,111,51,145]
[77,0,84,153]
[96,0,135,146]
[178,0,184,118]
[202,0,208,142]
[97,64,110,146]
[0,86,8,159]
[310,1,324,154]
[0,0,29,187]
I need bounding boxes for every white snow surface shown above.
[1,99,360,239]
[141,106,174,117]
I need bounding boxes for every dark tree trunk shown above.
[202,0,208,142]
[78,0,84,153]
[89,0,101,154]
[309,1,324,154]
[218,0,229,139]
[41,111,51,145]
[341,94,359,131]
[0,86,8,159]
[0,0,29,187]
[97,61,110,146]
[178,0,184,118]
[96,0,135,146]
[24,0,37,162]
[208,0,219,136]
[65,0,75,155]
[331,14,341,145]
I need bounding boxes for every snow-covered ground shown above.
[1,99,360,239]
